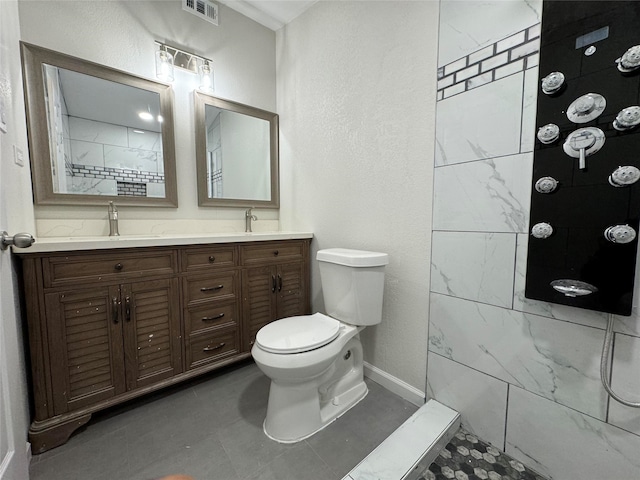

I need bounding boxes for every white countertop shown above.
[13,231,314,254]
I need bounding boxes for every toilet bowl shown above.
[251,248,389,443]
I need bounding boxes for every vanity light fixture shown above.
[155,41,214,92]
[155,45,175,83]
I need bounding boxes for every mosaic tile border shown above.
[71,163,165,184]
[419,428,549,480]
[437,24,541,101]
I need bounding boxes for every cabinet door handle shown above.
[112,297,119,323]
[278,274,283,292]
[114,263,123,271]
[125,296,131,322]
[271,275,276,293]
[203,342,225,352]
[202,313,225,321]
[200,285,224,292]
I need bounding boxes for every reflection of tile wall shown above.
[429,1,640,478]
[63,115,163,197]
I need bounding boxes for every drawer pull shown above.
[273,250,279,256]
[203,342,225,352]
[112,296,119,323]
[202,313,225,321]
[125,296,131,322]
[209,256,216,263]
[200,285,224,292]
[114,263,123,271]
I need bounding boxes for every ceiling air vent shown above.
[182,0,219,26]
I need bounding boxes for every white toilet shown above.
[251,247,389,443]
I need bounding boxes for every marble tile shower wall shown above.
[428,1,640,479]
[63,115,164,196]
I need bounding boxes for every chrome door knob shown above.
[1,231,35,250]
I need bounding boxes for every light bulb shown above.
[198,62,214,92]
[155,49,174,82]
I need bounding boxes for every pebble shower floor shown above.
[419,429,549,480]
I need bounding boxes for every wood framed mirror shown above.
[194,91,279,208]
[21,42,178,207]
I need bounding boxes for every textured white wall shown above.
[18,0,279,237]
[277,1,439,393]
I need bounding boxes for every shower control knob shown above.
[617,45,640,72]
[567,93,606,123]
[609,166,640,187]
[535,176,559,194]
[537,124,560,144]
[563,127,605,170]
[541,71,565,94]
[604,225,636,244]
[613,106,640,131]
[550,279,598,297]
[531,222,553,239]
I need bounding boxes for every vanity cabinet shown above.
[240,241,309,350]
[16,238,310,453]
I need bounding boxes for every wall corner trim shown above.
[363,361,426,407]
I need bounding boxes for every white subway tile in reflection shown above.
[70,140,104,167]
[104,145,159,173]
[69,116,128,147]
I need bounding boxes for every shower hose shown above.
[600,314,640,408]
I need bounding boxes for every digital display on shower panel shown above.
[525,1,640,316]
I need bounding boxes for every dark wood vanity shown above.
[16,237,311,453]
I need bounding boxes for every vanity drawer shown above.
[186,328,239,370]
[240,241,305,265]
[43,250,177,287]
[181,246,237,272]
[186,301,238,335]
[183,271,238,305]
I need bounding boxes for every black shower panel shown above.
[525,1,640,315]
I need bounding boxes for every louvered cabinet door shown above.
[121,278,182,390]
[275,261,308,320]
[46,286,126,415]
[242,265,278,350]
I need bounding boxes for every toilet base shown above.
[263,380,368,444]
[263,337,367,443]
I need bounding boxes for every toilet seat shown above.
[256,313,341,354]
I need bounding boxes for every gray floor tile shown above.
[242,442,337,480]
[29,360,418,480]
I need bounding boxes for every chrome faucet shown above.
[108,201,120,237]
[245,207,257,233]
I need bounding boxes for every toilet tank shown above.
[316,248,389,326]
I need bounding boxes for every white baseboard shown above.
[363,361,425,407]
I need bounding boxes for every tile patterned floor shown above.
[419,429,549,480]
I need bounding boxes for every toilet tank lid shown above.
[316,248,389,267]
